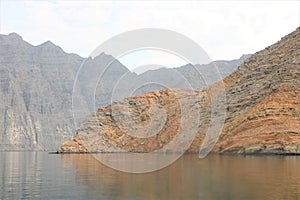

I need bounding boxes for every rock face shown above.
[61,89,201,153]
[0,33,82,151]
[61,27,300,154]
[0,33,130,151]
[0,32,249,151]
[209,26,300,154]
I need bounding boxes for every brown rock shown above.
[60,27,300,155]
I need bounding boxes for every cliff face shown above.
[61,27,300,154]
[0,32,248,151]
[209,26,300,154]
[0,33,129,151]
[0,33,82,150]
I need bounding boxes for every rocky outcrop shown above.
[0,32,249,151]
[61,27,300,154]
[61,89,200,153]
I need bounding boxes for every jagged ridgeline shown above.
[61,27,300,154]
[0,33,249,151]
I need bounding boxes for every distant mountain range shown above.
[0,32,251,151]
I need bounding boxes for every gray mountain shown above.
[0,33,250,151]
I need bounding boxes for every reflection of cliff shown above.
[60,154,300,199]
[0,152,43,199]
[0,152,98,199]
[61,27,300,154]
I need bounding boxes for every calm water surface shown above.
[0,152,299,200]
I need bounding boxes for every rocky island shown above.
[61,27,300,154]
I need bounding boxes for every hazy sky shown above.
[0,1,299,70]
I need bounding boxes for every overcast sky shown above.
[0,1,299,70]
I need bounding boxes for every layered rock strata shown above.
[61,27,300,154]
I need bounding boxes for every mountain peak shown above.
[36,40,65,55]
[38,40,61,49]
[8,32,23,40]
[0,32,24,44]
[38,40,57,48]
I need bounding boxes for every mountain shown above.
[0,33,128,151]
[208,27,300,154]
[0,33,80,150]
[0,32,250,151]
[60,27,300,154]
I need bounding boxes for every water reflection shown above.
[0,152,42,199]
[0,152,90,199]
[0,152,299,199]
[60,154,300,200]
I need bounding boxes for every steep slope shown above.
[61,27,300,154]
[0,33,129,150]
[0,33,82,150]
[209,26,300,154]
[214,86,300,153]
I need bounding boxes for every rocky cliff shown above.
[0,33,130,150]
[0,33,82,150]
[0,33,248,151]
[61,27,300,154]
